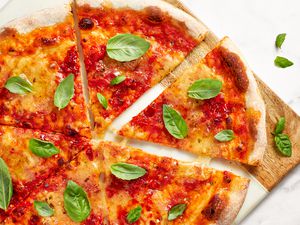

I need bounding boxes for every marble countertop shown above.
[181,0,300,224]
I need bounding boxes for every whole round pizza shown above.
[0,0,267,224]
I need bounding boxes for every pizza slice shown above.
[119,37,267,165]
[75,0,207,135]
[0,125,92,221]
[3,145,106,224]
[0,5,91,137]
[100,141,249,224]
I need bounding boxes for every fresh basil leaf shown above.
[214,130,235,142]
[274,117,285,135]
[34,200,54,217]
[54,74,74,110]
[275,33,286,48]
[168,204,187,221]
[275,133,292,157]
[64,180,91,222]
[110,163,146,181]
[163,105,188,139]
[110,75,126,86]
[107,33,150,62]
[188,79,222,100]
[127,205,142,224]
[0,158,13,211]
[97,93,108,109]
[4,76,33,94]
[29,138,60,158]
[274,56,294,68]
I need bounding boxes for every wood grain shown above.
[164,0,300,191]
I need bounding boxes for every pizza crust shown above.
[217,179,249,225]
[76,0,207,39]
[0,5,71,34]
[219,37,267,165]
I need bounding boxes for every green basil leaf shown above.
[188,79,222,100]
[110,75,126,86]
[110,163,146,180]
[64,180,91,222]
[168,204,187,221]
[163,105,188,139]
[29,138,60,158]
[274,56,294,68]
[107,33,150,62]
[4,76,33,94]
[214,130,235,142]
[34,200,54,217]
[54,74,74,110]
[97,93,108,109]
[274,117,285,135]
[0,158,13,211]
[127,205,142,224]
[275,33,286,48]
[275,133,292,157]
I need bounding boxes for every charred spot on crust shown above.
[0,28,17,40]
[219,47,249,93]
[145,6,165,24]
[202,194,225,220]
[248,116,258,140]
[79,18,94,30]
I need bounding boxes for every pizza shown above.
[76,0,207,135]
[0,6,91,137]
[119,37,267,165]
[0,125,91,222]
[3,141,249,225]
[0,0,267,224]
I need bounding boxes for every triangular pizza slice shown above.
[119,37,267,165]
[0,125,92,222]
[0,6,91,137]
[100,141,249,224]
[3,144,106,224]
[75,0,207,135]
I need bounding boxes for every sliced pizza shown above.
[3,145,106,225]
[0,125,92,221]
[119,37,267,165]
[75,0,207,135]
[0,6,91,137]
[100,141,249,224]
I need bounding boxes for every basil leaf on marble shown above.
[274,56,293,68]
[275,33,286,48]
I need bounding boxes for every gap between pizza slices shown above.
[3,141,249,225]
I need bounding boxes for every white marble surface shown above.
[181,0,300,224]
[0,0,299,224]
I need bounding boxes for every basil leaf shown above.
[107,33,150,62]
[275,33,286,48]
[110,75,126,86]
[275,134,292,157]
[0,158,13,211]
[64,180,91,222]
[274,56,294,68]
[4,76,33,94]
[163,105,188,139]
[168,204,187,221]
[34,200,54,217]
[274,117,285,135]
[110,163,146,180]
[214,130,235,142]
[97,93,108,109]
[127,205,142,224]
[54,74,74,110]
[188,79,222,100]
[29,138,60,158]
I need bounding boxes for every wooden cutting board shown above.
[163,0,300,192]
